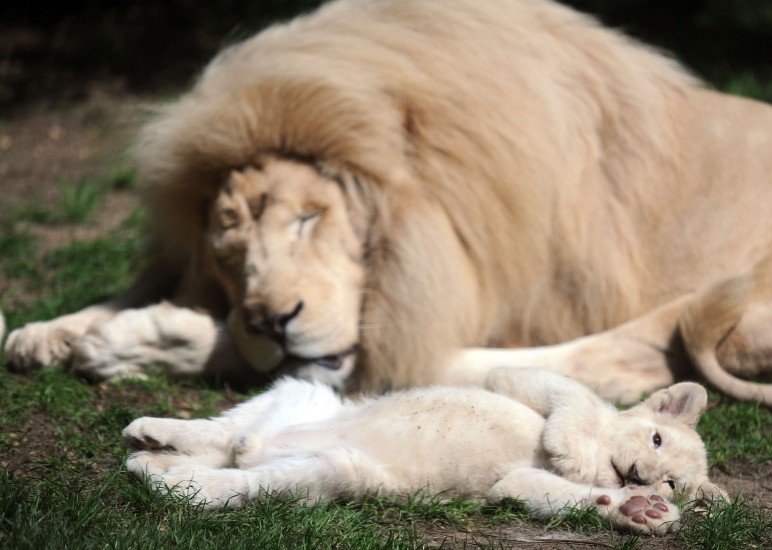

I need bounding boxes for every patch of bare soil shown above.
[1,373,243,485]
[422,522,630,549]
[712,462,772,511]
[0,84,145,224]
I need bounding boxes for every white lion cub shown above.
[124,368,724,533]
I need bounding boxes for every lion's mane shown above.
[134,0,708,390]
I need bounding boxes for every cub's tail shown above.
[679,260,772,406]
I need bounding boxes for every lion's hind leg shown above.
[487,467,679,534]
[444,295,693,404]
[680,255,772,405]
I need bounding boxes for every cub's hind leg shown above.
[123,378,346,471]
[123,417,233,456]
[137,447,393,509]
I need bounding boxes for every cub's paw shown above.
[123,416,232,457]
[127,457,244,509]
[5,322,79,371]
[126,450,180,478]
[593,486,680,534]
[232,434,266,469]
[127,453,212,504]
[121,416,184,452]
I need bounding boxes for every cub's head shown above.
[205,158,369,375]
[599,383,725,502]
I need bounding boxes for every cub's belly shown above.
[269,387,548,496]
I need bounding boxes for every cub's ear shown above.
[639,382,708,429]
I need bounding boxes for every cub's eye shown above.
[666,480,676,490]
[652,432,662,448]
[219,208,240,229]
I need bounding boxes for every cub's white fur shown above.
[124,368,723,534]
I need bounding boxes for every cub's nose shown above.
[243,301,304,341]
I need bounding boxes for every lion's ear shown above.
[638,382,708,429]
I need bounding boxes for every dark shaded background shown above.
[1,0,770,113]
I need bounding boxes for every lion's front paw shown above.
[5,322,79,371]
[70,331,148,382]
[593,486,680,534]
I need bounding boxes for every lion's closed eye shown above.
[219,208,241,229]
[296,211,321,238]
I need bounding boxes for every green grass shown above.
[59,180,104,223]
[11,167,136,226]
[699,397,772,466]
[1,209,144,329]
[678,496,772,550]
[13,180,102,225]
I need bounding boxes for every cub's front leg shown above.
[487,468,680,534]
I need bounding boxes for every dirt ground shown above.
[0,84,142,219]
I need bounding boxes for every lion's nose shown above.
[243,301,304,341]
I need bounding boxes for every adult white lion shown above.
[6,0,772,404]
